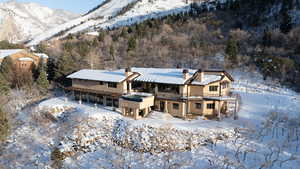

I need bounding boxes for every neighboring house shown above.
[0,49,48,71]
[67,67,237,120]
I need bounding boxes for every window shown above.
[173,103,180,110]
[207,103,215,109]
[106,98,113,107]
[108,82,117,88]
[209,86,218,91]
[222,82,229,89]
[158,84,180,94]
[195,103,202,109]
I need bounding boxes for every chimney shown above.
[198,69,204,82]
[125,67,133,77]
[183,69,190,80]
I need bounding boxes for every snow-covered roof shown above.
[132,67,197,85]
[67,69,127,83]
[18,57,34,62]
[68,68,227,85]
[34,53,49,59]
[191,75,222,85]
[0,49,24,59]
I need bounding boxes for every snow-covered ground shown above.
[1,71,300,168]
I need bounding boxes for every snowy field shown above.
[0,71,300,168]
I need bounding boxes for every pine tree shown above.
[280,0,293,34]
[225,38,239,66]
[127,37,137,51]
[37,69,49,92]
[0,57,14,85]
[109,45,115,61]
[54,53,76,83]
[0,106,9,142]
[0,73,9,95]
[280,11,293,34]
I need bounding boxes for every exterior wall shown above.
[203,81,221,97]
[16,60,34,70]
[72,79,126,94]
[167,101,186,117]
[119,96,154,109]
[0,50,47,72]
[188,100,204,115]
[155,99,186,118]
[188,85,204,97]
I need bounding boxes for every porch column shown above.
[144,108,149,117]
[128,82,132,93]
[155,84,158,94]
[217,101,221,120]
[122,108,126,116]
[164,101,168,113]
[103,96,107,106]
[134,109,139,120]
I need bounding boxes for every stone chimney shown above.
[198,69,204,82]
[125,67,133,77]
[183,69,190,80]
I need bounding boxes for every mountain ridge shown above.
[0,1,79,43]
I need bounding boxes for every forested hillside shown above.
[38,0,300,91]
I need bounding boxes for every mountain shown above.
[0,0,78,43]
[27,0,199,46]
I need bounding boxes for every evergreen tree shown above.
[109,45,115,60]
[280,0,293,34]
[54,54,76,83]
[280,11,293,34]
[127,37,137,51]
[262,30,272,47]
[0,73,9,95]
[225,38,239,66]
[0,57,14,85]
[0,106,9,142]
[36,61,49,92]
[98,31,106,42]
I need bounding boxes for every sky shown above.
[0,0,103,14]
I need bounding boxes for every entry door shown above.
[160,101,165,112]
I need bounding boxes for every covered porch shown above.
[119,93,155,120]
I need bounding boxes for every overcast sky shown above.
[0,0,103,14]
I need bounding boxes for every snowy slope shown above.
[0,1,78,43]
[27,0,204,46]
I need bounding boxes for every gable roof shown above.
[0,49,24,59]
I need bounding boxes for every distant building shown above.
[67,67,237,120]
[0,49,48,71]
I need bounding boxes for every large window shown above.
[195,103,202,109]
[158,84,180,94]
[108,82,117,88]
[173,103,180,110]
[209,86,218,92]
[207,103,215,109]
[132,82,143,89]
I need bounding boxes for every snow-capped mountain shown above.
[27,0,203,46]
[0,0,78,43]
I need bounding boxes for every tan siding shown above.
[72,79,126,94]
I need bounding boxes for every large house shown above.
[0,49,48,71]
[67,67,237,120]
